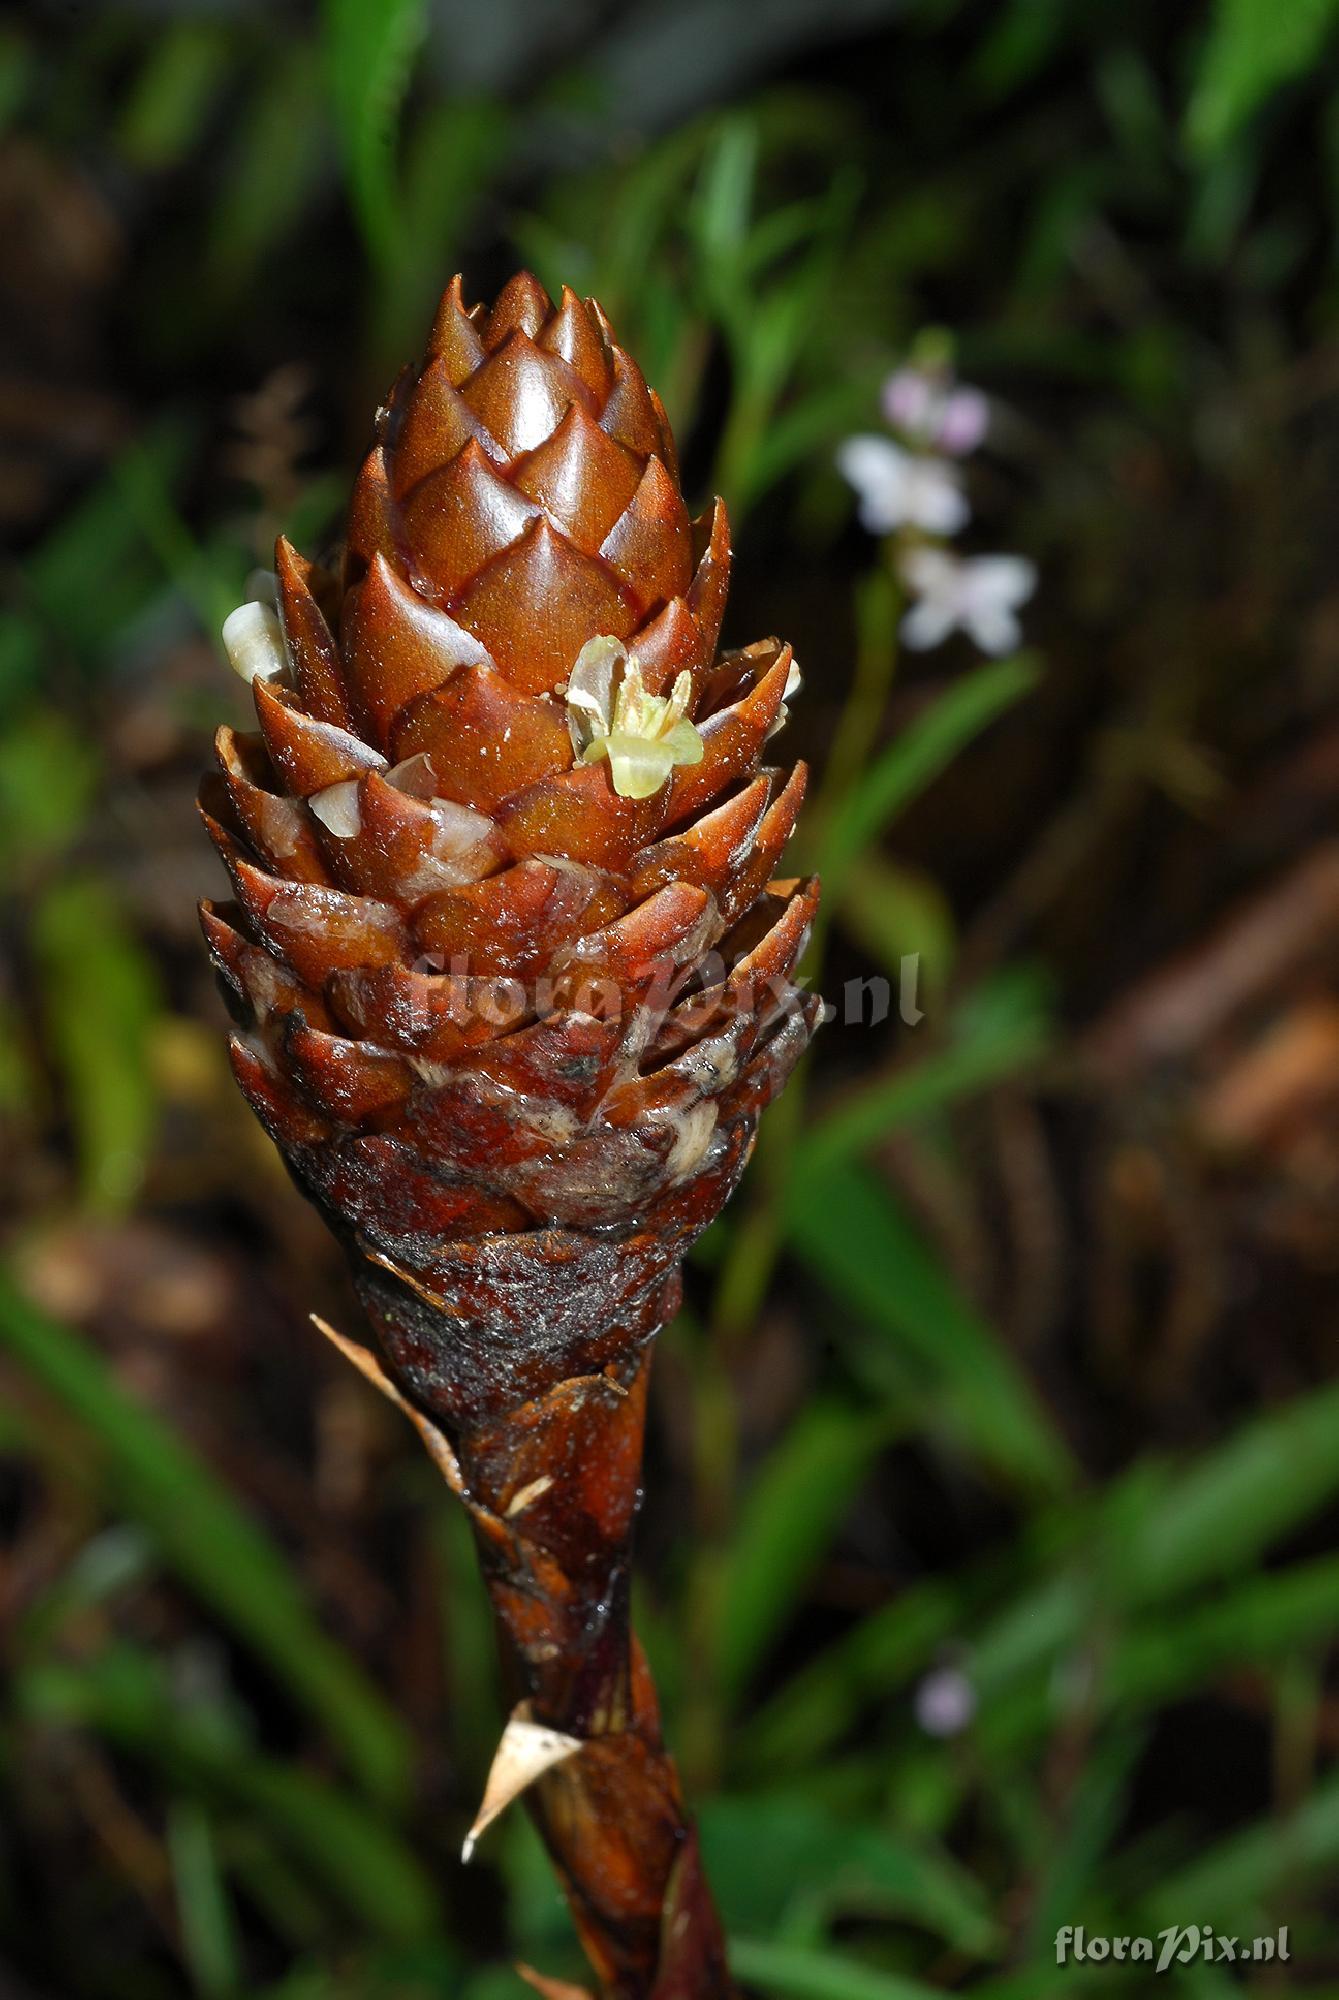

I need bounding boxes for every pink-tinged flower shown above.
[914,1665,977,1737]
[882,366,990,457]
[836,435,969,536]
[900,546,1037,655]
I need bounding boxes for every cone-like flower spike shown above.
[200,273,819,1421]
[201,271,818,1998]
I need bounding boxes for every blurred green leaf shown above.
[969,0,1070,100]
[433,1495,502,1791]
[1023,1723,1146,1953]
[1187,0,1339,157]
[33,875,160,1211]
[323,0,430,265]
[735,1568,989,1777]
[835,854,956,1001]
[375,97,512,362]
[713,1400,899,1708]
[702,1793,1000,1956]
[116,21,232,171]
[798,967,1052,1179]
[1095,1553,1339,1720]
[0,21,33,134]
[205,45,327,300]
[1145,1766,1339,1926]
[21,1647,435,1941]
[730,1938,943,1999]
[22,427,191,659]
[692,114,759,271]
[0,708,99,872]
[786,1162,1074,1498]
[819,656,1041,896]
[0,1277,412,1807]
[751,1386,1339,1792]
[1125,1377,1339,1600]
[112,436,237,635]
[169,1800,242,1999]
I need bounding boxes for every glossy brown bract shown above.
[200,272,819,1996]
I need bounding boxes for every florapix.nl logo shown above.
[1056,1925,1289,1972]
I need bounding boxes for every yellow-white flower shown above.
[564,635,704,800]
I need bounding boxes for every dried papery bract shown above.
[200,271,820,1996]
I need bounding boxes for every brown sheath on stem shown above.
[200,271,819,1996]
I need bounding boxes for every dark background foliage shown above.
[3,1,1339,1993]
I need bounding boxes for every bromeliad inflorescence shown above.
[200,271,820,2000]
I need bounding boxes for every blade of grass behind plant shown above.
[700,1792,1000,1958]
[0,1275,411,1806]
[796,965,1052,1179]
[728,1938,945,2000]
[786,1161,1074,1498]
[711,1399,904,1710]
[1143,1765,1339,1928]
[20,1648,435,1940]
[739,1378,1339,1776]
[818,654,1041,896]
[168,1799,243,2000]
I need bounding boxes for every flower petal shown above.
[604,733,675,799]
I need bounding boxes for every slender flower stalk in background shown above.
[198,272,819,1999]
[838,350,1037,656]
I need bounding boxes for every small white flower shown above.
[565,635,703,800]
[937,386,990,456]
[836,436,969,537]
[882,367,990,457]
[881,367,937,436]
[899,547,1037,655]
[914,1665,977,1738]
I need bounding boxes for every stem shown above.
[314,1238,735,1998]
[456,1342,732,1998]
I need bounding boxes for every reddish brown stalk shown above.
[456,1346,730,1996]
[318,1255,732,1994]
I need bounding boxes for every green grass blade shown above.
[169,1800,243,1998]
[702,1793,1000,1957]
[22,1650,434,1941]
[1186,0,1339,157]
[0,1275,411,1806]
[33,875,161,1212]
[729,1938,944,2000]
[797,967,1051,1178]
[1120,1376,1339,1600]
[1144,1767,1339,1926]
[713,1400,901,1709]
[741,1383,1339,1776]
[322,0,429,266]
[786,1162,1074,1498]
[819,655,1040,895]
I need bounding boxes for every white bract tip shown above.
[308,779,362,839]
[461,1708,582,1862]
[222,601,288,685]
[768,654,804,742]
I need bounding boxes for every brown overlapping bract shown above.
[200,271,819,1997]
